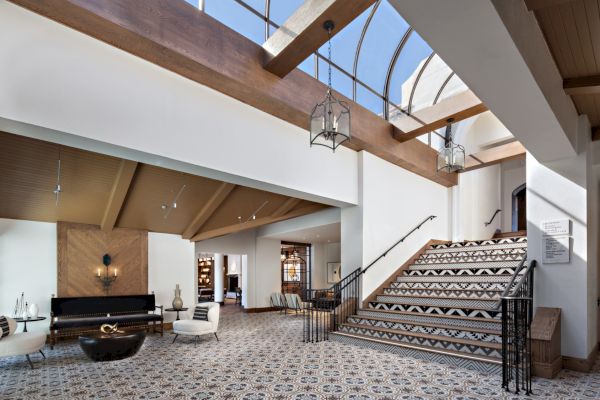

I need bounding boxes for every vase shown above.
[172,284,183,310]
[28,303,39,319]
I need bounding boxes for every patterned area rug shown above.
[1,307,599,399]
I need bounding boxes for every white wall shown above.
[501,158,526,232]
[254,238,282,308]
[0,1,357,207]
[311,242,341,289]
[148,233,195,323]
[0,219,56,333]
[456,165,502,241]
[527,152,597,359]
[360,151,451,298]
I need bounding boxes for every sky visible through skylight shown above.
[185,0,467,146]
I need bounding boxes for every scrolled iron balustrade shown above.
[303,215,437,343]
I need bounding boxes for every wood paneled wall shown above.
[57,222,148,297]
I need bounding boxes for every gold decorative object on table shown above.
[100,323,124,334]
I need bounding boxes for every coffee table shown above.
[79,331,146,362]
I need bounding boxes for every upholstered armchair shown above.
[284,293,309,315]
[0,317,47,369]
[172,302,220,343]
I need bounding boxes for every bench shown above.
[50,294,163,348]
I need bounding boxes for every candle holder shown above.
[96,253,117,295]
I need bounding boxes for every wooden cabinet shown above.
[198,257,214,289]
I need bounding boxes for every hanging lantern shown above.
[437,118,465,173]
[309,20,351,152]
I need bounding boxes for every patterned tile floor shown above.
[1,306,599,399]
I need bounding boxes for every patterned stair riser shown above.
[407,260,522,272]
[345,318,501,344]
[330,333,502,375]
[373,296,497,309]
[415,251,525,265]
[367,302,501,319]
[425,242,527,254]
[429,237,527,250]
[356,309,501,331]
[382,288,501,299]
[389,281,508,291]
[396,275,514,284]
[404,267,520,277]
[337,325,502,358]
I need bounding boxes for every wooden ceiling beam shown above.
[271,198,301,218]
[191,204,327,242]
[461,141,526,172]
[9,0,457,187]
[563,75,600,95]
[392,90,487,142]
[100,159,138,231]
[182,182,236,239]
[524,0,576,11]
[263,0,376,77]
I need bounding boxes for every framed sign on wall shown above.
[327,262,341,284]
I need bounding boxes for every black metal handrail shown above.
[303,215,437,343]
[493,255,527,310]
[484,209,502,226]
[501,259,536,395]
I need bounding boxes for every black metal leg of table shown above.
[176,311,181,320]
[23,321,28,332]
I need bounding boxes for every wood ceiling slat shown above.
[570,1,598,75]
[587,0,600,71]
[549,4,580,76]
[559,3,588,77]
[536,8,573,77]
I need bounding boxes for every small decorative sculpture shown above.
[100,323,123,334]
[28,303,39,319]
[172,284,183,310]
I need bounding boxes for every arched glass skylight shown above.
[200,0,468,138]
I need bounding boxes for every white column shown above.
[213,254,224,304]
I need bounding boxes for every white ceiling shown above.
[271,222,341,244]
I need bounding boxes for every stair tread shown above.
[384,287,504,293]
[331,332,502,363]
[348,315,501,335]
[340,322,502,349]
[358,308,501,323]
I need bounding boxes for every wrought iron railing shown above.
[484,209,502,226]
[303,215,437,343]
[501,259,536,395]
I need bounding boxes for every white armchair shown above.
[172,302,220,343]
[0,317,47,369]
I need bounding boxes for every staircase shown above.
[330,236,527,374]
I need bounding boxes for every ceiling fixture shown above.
[309,20,350,152]
[162,184,186,219]
[437,118,465,173]
[53,148,62,206]
[238,201,269,224]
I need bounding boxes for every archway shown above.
[512,183,527,231]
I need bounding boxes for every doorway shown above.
[512,184,527,231]
[281,242,311,301]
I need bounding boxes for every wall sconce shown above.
[96,253,118,295]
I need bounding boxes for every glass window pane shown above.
[356,83,384,116]
[407,54,460,113]
[388,31,433,110]
[356,0,410,94]
[205,0,263,44]
[317,58,353,100]
[298,55,316,78]
[240,0,265,14]
[269,0,304,26]
[317,4,375,75]
[435,74,468,104]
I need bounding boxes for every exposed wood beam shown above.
[563,75,600,95]
[191,204,327,242]
[181,182,236,239]
[100,159,137,231]
[263,0,375,77]
[524,0,576,11]
[592,127,600,141]
[9,0,457,187]
[461,141,526,172]
[392,90,487,142]
[271,198,302,218]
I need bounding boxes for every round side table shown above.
[13,316,47,332]
[164,308,188,321]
